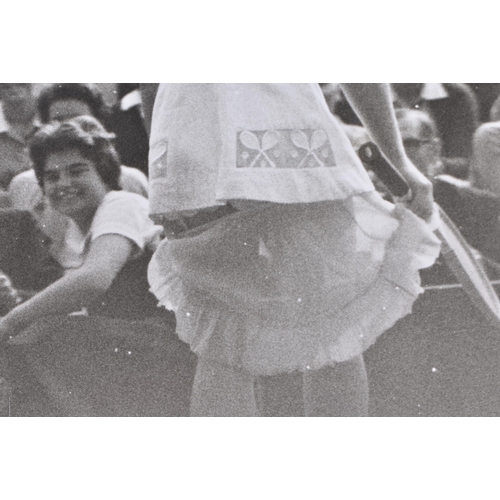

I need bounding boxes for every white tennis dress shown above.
[148,83,440,376]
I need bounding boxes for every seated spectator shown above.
[39,83,149,175]
[8,84,149,268]
[14,83,148,198]
[0,84,38,206]
[395,108,444,180]
[0,116,163,338]
[38,83,107,123]
[468,92,500,196]
[0,117,195,416]
[392,84,480,168]
[470,110,500,196]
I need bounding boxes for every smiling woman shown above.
[0,116,163,339]
[0,116,195,416]
[42,150,110,231]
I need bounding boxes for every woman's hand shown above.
[400,158,435,221]
[340,83,435,222]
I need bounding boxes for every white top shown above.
[64,190,162,271]
[149,83,375,221]
[9,166,150,269]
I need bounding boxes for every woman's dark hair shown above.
[30,115,121,191]
[37,83,107,124]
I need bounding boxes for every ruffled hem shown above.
[148,196,440,376]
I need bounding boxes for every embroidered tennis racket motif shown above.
[239,130,280,168]
[237,129,336,169]
[290,129,329,168]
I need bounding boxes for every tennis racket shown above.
[359,142,500,329]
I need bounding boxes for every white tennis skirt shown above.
[148,193,440,376]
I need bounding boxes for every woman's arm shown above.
[0,234,134,340]
[340,83,434,220]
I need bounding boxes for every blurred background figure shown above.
[37,83,149,175]
[395,108,444,180]
[392,83,479,177]
[470,120,500,195]
[0,84,38,204]
[470,93,500,197]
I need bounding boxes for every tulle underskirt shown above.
[148,193,440,376]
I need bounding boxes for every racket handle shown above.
[358,142,410,197]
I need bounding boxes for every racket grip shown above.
[358,142,410,197]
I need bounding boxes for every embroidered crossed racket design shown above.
[237,129,335,169]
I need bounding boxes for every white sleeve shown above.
[90,193,161,253]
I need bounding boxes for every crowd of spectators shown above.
[1,82,500,417]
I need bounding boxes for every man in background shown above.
[0,84,37,191]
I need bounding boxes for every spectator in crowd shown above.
[470,123,500,195]
[37,83,107,124]
[35,83,148,194]
[38,83,149,176]
[8,84,149,269]
[0,116,193,417]
[470,98,500,196]
[0,84,38,197]
[395,108,444,180]
[0,116,163,339]
[391,83,479,177]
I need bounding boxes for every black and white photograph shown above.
[2,2,499,498]
[2,82,500,419]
